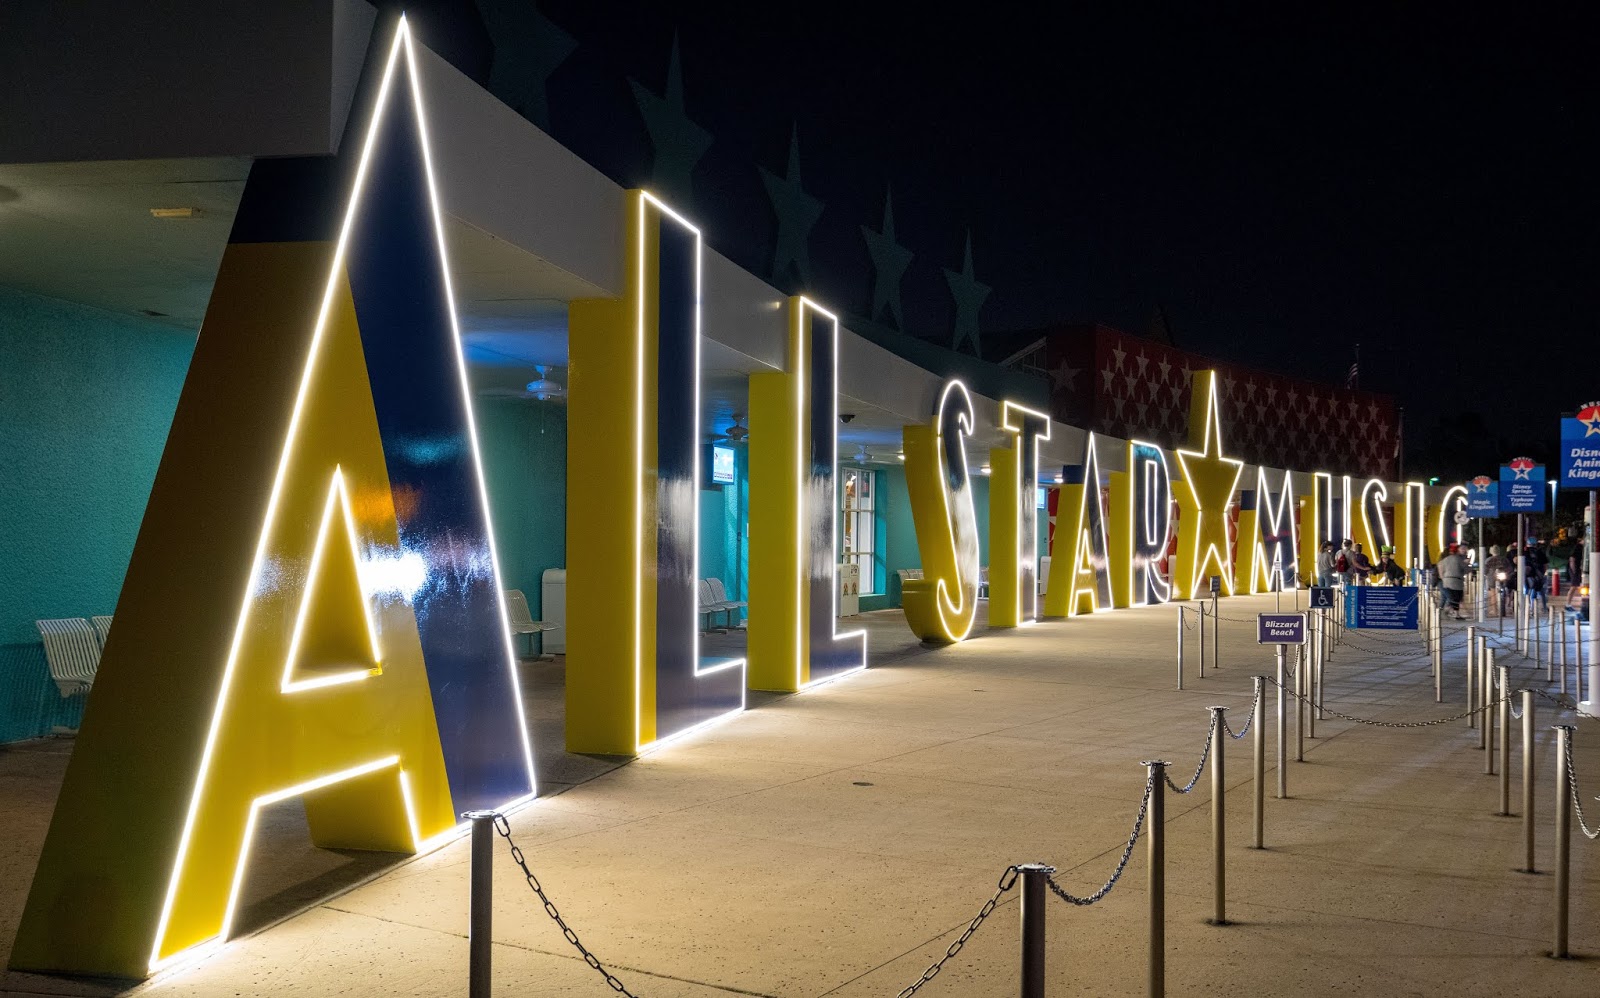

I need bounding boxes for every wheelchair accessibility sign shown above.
[1309,586,1336,609]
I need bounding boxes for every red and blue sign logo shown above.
[1498,457,1545,513]
[1559,402,1600,489]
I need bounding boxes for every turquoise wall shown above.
[472,397,567,623]
[699,445,747,617]
[0,287,195,741]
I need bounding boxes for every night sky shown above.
[407,2,1600,479]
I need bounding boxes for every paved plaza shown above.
[3,594,1598,997]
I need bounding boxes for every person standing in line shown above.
[1335,539,1355,586]
[1317,541,1336,587]
[1437,543,1469,619]
[1351,542,1373,585]
[1484,544,1513,616]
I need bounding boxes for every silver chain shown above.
[1265,676,1510,728]
[1163,714,1217,793]
[494,816,641,996]
[1222,689,1259,741]
[1563,738,1600,842]
[896,866,1019,997]
[1047,769,1154,906]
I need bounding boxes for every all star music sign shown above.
[1559,402,1600,489]
[1498,456,1546,513]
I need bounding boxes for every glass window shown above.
[840,468,879,594]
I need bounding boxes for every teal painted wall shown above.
[860,463,1005,613]
[698,445,747,618]
[472,398,567,622]
[0,287,195,741]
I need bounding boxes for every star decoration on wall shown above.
[629,35,712,207]
[1174,370,1243,597]
[944,231,990,357]
[480,0,575,132]
[860,187,913,328]
[760,124,824,287]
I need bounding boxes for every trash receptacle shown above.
[541,569,566,654]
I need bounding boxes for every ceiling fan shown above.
[710,412,749,444]
[476,364,567,402]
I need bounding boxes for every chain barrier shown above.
[1046,769,1155,907]
[1221,689,1259,741]
[1265,676,1511,728]
[1563,738,1600,842]
[493,816,641,997]
[1163,713,1217,793]
[896,866,1020,998]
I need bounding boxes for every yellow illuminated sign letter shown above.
[989,402,1051,627]
[903,381,981,642]
[1173,371,1243,598]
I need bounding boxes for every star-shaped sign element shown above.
[761,124,824,288]
[630,35,712,206]
[1050,359,1081,392]
[1579,404,1600,436]
[860,187,913,328]
[481,0,575,133]
[1174,370,1243,598]
[944,230,990,357]
[1510,457,1535,479]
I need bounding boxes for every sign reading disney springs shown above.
[1498,457,1545,513]
[1560,402,1600,489]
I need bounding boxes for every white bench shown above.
[503,590,558,658]
[706,578,746,628]
[36,618,101,697]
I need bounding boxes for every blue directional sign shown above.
[1464,475,1497,518]
[1257,613,1307,645]
[1309,587,1336,609]
[1498,458,1546,513]
[1559,403,1600,489]
[1344,586,1420,630]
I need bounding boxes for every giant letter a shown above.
[11,22,536,979]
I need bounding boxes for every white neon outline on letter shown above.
[1000,401,1051,625]
[1127,439,1173,607]
[1436,485,1468,554]
[634,191,747,752]
[279,467,381,693]
[794,296,866,689]
[1358,478,1390,553]
[1070,433,1111,615]
[147,20,539,973]
[929,379,979,642]
[1172,372,1242,599]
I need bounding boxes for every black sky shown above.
[414,2,1600,473]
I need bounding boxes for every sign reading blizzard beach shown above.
[1560,402,1600,489]
[1498,457,1546,513]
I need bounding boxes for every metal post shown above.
[1295,648,1305,762]
[1561,611,1570,696]
[1552,725,1573,959]
[1467,627,1477,728]
[1198,603,1207,679]
[1018,863,1054,998]
[1590,488,1600,708]
[1517,513,1526,653]
[1209,705,1228,926]
[1498,665,1511,814]
[1308,639,1317,738]
[1145,761,1166,998]
[466,810,497,998]
[1578,617,1588,704]
[1481,647,1493,752]
[1212,594,1220,670]
[1432,602,1442,702]
[1252,676,1265,849]
[1546,606,1555,683]
[1276,647,1287,799]
[1522,690,1536,873]
[1176,607,1185,691]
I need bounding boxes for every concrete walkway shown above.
[4,594,1598,996]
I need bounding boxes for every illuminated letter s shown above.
[903,381,981,642]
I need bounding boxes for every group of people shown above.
[1314,539,1408,588]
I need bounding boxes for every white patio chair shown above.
[35,618,101,697]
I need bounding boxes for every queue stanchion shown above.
[1176,608,1185,691]
[1498,665,1511,814]
[1467,626,1478,728]
[1307,638,1317,739]
[1521,689,1536,873]
[1561,613,1570,697]
[1547,606,1556,683]
[1208,706,1229,926]
[1276,647,1287,799]
[465,810,498,998]
[1252,676,1266,849]
[1199,603,1207,679]
[1552,725,1574,959]
[1018,863,1054,998]
[1295,650,1305,762]
[1481,647,1493,751]
[1145,760,1166,998]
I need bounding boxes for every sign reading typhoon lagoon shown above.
[1560,402,1600,489]
[1498,457,1546,513]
